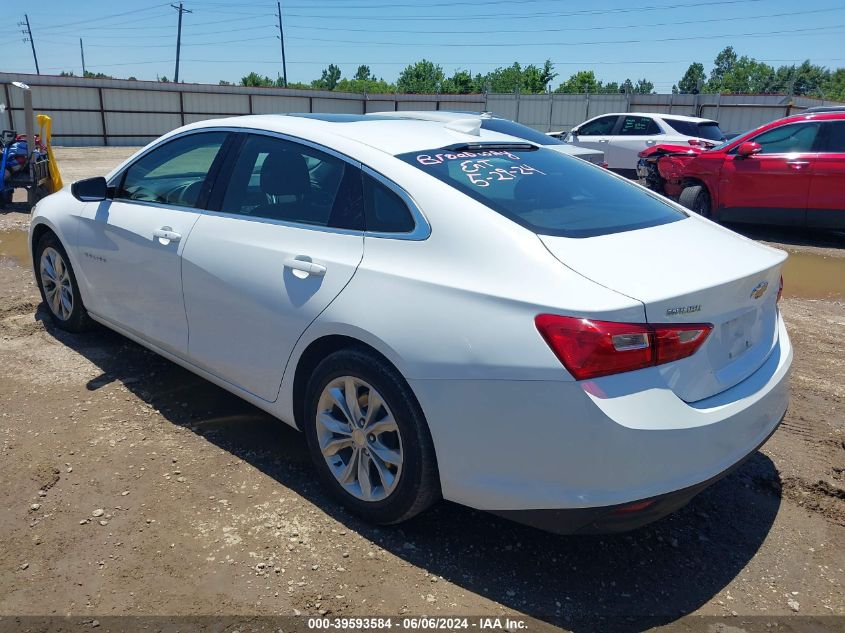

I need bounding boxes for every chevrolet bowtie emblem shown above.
[750,281,769,300]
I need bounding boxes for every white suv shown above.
[565,113,725,175]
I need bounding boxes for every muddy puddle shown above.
[781,251,845,301]
[1,228,843,301]
[0,229,29,266]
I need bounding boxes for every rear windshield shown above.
[480,118,564,145]
[398,146,686,238]
[665,119,725,141]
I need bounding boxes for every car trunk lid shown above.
[539,216,786,402]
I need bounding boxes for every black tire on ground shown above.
[34,231,95,333]
[303,348,441,524]
[679,184,712,218]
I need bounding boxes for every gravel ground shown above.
[0,147,842,631]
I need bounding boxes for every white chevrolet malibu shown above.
[29,114,791,533]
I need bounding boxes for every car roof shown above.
[179,113,522,156]
[368,110,489,123]
[584,112,717,124]
[777,111,845,124]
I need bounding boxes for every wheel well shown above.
[30,223,55,264]
[292,335,409,431]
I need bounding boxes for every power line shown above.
[35,3,173,32]
[278,0,771,21]
[280,23,845,47]
[281,6,844,34]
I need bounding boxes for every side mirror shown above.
[71,177,108,202]
[736,141,762,157]
[570,128,578,137]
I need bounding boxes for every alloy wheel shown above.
[39,247,74,321]
[315,376,403,502]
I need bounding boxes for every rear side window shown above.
[218,134,363,230]
[665,119,725,141]
[480,118,564,145]
[820,121,845,152]
[398,146,685,238]
[577,116,618,136]
[745,122,821,155]
[618,116,661,136]
[363,174,415,233]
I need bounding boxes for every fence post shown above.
[584,86,590,121]
[514,87,520,123]
[547,87,554,132]
[97,87,108,146]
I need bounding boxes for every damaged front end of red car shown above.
[636,143,709,197]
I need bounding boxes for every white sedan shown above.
[565,112,725,175]
[29,113,790,533]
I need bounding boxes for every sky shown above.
[3,0,845,91]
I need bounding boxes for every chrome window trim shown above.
[362,165,431,241]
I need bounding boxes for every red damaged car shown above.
[637,112,845,229]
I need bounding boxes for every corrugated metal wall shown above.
[2,72,842,146]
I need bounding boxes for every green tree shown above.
[335,77,396,93]
[313,64,342,90]
[719,57,776,94]
[354,65,372,81]
[522,60,558,93]
[554,70,601,94]
[774,60,830,96]
[396,59,445,93]
[678,62,706,94]
[240,72,274,87]
[633,78,655,94]
[441,69,480,94]
[706,46,738,91]
[823,68,845,101]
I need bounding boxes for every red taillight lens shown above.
[535,315,713,380]
[777,275,784,303]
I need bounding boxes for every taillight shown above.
[777,275,784,303]
[535,315,712,380]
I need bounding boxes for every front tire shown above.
[34,232,94,332]
[679,184,712,218]
[303,348,440,524]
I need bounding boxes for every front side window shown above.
[117,132,228,208]
[398,146,685,238]
[618,116,660,136]
[577,116,618,136]
[219,134,364,229]
[745,122,821,154]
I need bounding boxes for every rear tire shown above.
[34,231,95,332]
[679,184,712,218]
[303,348,440,524]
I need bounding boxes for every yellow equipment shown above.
[36,114,63,192]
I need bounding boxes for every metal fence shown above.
[2,72,842,147]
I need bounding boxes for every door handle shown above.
[284,257,326,277]
[153,227,181,244]
[598,139,610,143]
[646,140,656,145]
[786,160,809,167]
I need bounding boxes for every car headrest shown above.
[260,150,310,197]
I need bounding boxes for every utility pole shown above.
[80,38,87,76]
[276,1,288,87]
[19,14,40,75]
[171,3,192,83]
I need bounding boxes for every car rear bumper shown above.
[409,314,791,530]
[490,417,781,534]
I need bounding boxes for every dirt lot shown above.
[0,148,843,631]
